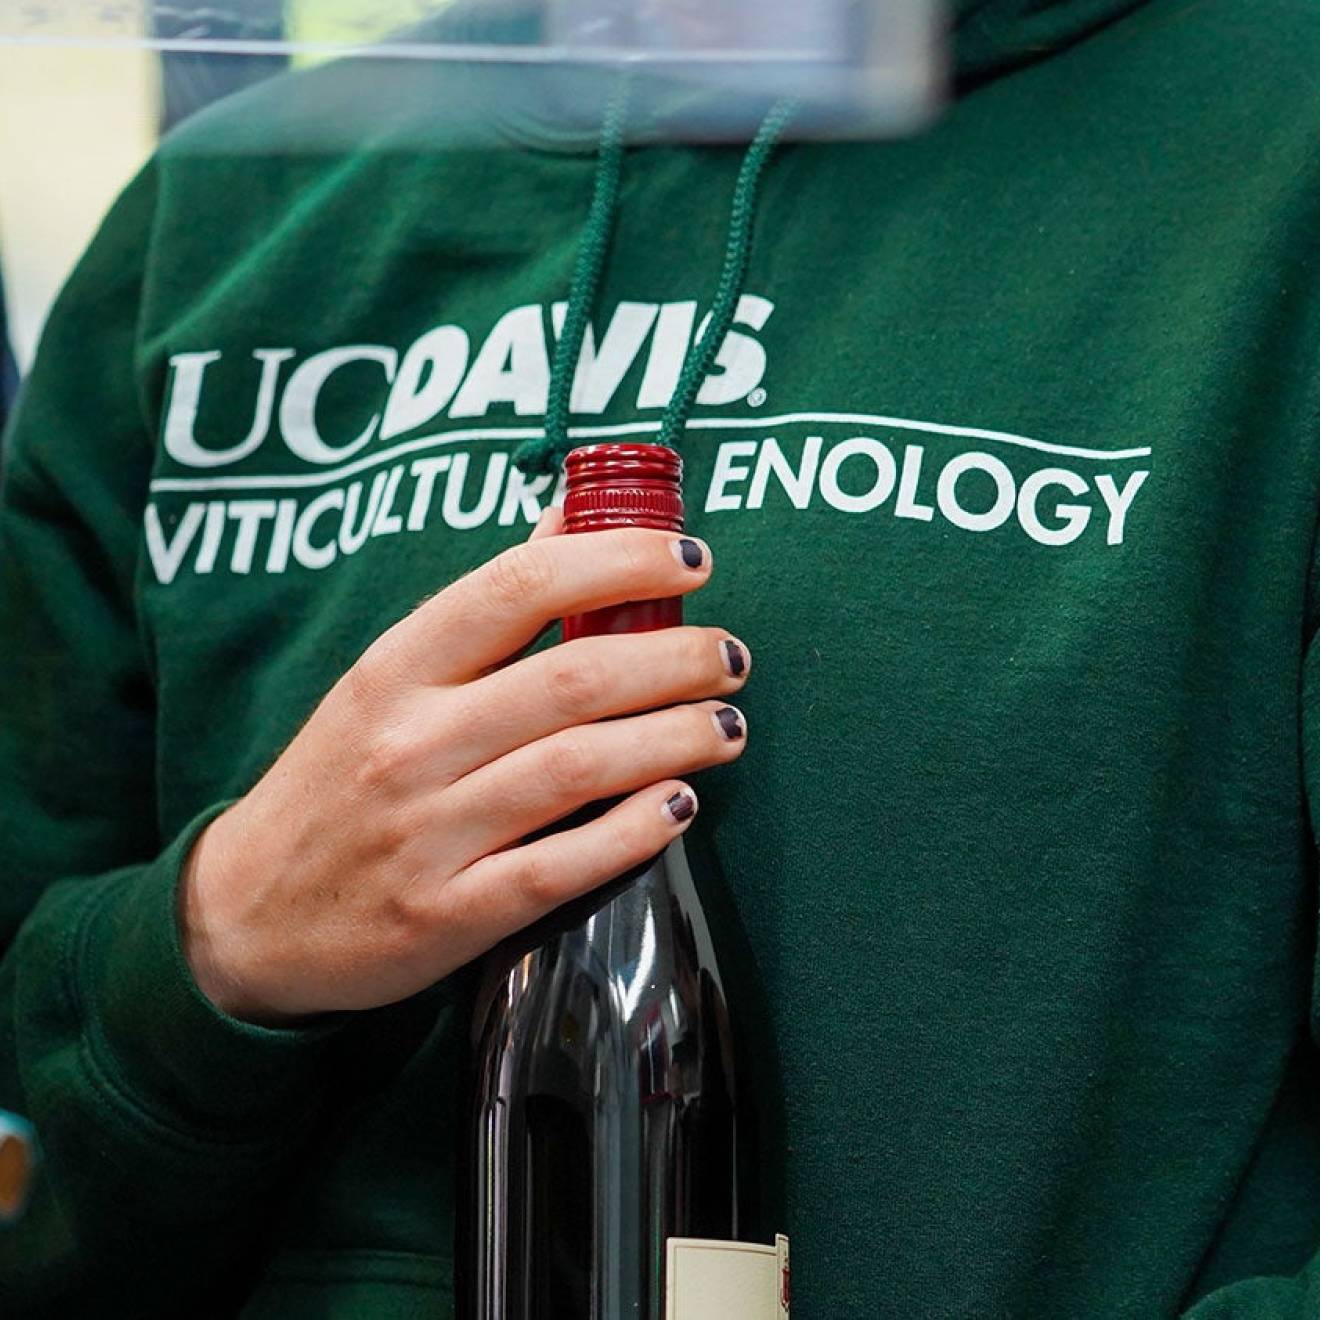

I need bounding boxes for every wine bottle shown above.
[461,442,789,1320]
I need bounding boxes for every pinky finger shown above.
[454,781,698,938]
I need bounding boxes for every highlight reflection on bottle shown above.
[462,443,787,1320]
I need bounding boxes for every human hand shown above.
[179,514,750,1023]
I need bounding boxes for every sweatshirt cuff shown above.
[76,804,340,1139]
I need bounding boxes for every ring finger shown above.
[438,699,748,864]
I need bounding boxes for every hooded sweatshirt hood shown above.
[953,0,1152,83]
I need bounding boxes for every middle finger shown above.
[427,627,751,784]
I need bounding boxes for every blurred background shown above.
[0,1,426,410]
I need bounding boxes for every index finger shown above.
[380,528,711,685]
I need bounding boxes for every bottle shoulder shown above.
[478,841,727,1027]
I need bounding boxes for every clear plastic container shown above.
[0,0,946,141]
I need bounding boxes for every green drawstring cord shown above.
[656,98,796,451]
[514,96,796,478]
[513,78,633,478]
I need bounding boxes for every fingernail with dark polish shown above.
[663,789,698,825]
[722,639,748,678]
[674,538,706,570]
[713,706,745,741]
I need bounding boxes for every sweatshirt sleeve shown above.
[0,162,339,1315]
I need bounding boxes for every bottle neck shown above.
[561,596,682,643]
[559,443,685,642]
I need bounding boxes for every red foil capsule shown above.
[561,443,685,641]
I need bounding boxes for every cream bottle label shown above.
[666,1235,791,1319]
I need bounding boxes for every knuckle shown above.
[544,651,605,717]
[612,531,654,594]
[355,726,416,797]
[688,628,722,673]
[382,879,435,945]
[541,732,598,798]
[485,545,553,609]
[344,643,395,712]
[509,850,559,907]
[602,811,647,865]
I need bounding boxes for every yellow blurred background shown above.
[0,1,433,372]
[0,44,154,370]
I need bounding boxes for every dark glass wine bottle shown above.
[460,443,788,1320]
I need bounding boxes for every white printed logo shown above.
[161,296,774,470]
[143,294,1152,584]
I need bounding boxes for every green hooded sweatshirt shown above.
[4,1,1320,1315]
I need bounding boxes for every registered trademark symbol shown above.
[747,387,767,408]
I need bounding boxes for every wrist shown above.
[178,812,299,1027]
